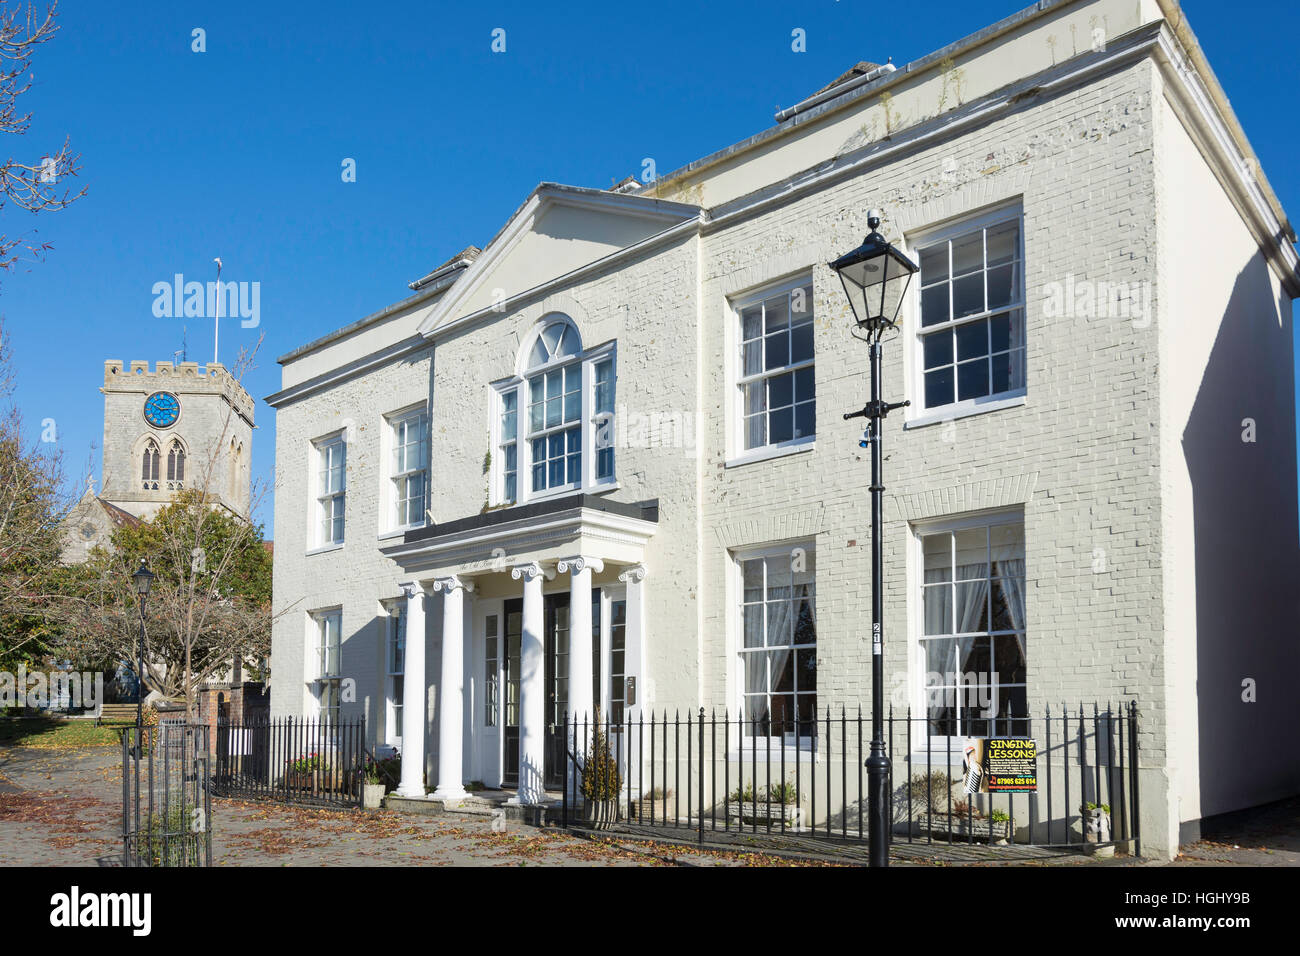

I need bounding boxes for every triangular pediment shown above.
[418,184,699,336]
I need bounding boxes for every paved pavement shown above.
[0,746,833,867]
[2,745,1296,867]
[1170,795,1300,867]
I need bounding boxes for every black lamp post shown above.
[132,558,154,749]
[829,209,919,868]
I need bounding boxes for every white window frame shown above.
[312,432,346,549]
[311,608,343,722]
[385,603,405,749]
[907,509,1027,758]
[384,405,428,533]
[488,318,617,507]
[730,540,818,756]
[727,275,816,466]
[905,204,1026,426]
[483,611,500,729]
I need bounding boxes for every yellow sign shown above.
[963,737,1037,793]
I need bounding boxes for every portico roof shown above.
[380,493,659,580]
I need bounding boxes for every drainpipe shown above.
[774,62,897,124]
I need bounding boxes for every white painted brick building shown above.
[267,0,1299,859]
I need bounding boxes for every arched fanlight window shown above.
[166,439,186,488]
[528,321,580,370]
[494,316,616,505]
[141,438,160,489]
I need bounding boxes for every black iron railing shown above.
[561,702,1141,856]
[213,715,366,808]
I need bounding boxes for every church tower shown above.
[98,359,255,519]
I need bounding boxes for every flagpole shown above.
[213,257,222,365]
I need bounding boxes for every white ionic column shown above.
[558,556,601,727]
[558,556,602,799]
[511,561,551,804]
[396,581,428,797]
[430,575,473,802]
[618,565,647,717]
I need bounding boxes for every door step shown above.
[383,792,564,825]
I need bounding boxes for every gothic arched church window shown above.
[166,439,186,489]
[141,438,160,490]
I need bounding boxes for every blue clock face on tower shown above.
[143,391,180,428]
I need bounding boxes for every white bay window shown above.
[491,316,616,506]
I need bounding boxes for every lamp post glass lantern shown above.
[829,210,918,334]
[829,210,919,868]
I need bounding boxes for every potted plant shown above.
[1082,802,1113,856]
[581,710,622,829]
[285,752,341,792]
[362,760,387,810]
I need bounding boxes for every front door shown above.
[499,590,599,792]
[543,593,570,790]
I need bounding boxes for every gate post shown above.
[698,707,705,845]
[1128,701,1141,858]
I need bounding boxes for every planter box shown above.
[908,812,1012,843]
[630,798,678,823]
[728,803,802,829]
[285,769,344,792]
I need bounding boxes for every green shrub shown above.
[364,754,400,787]
[730,777,798,806]
[580,710,621,802]
[906,771,953,812]
[135,805,204,867]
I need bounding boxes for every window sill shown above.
[498,481,621,510]
[306,543,344,557]
[904,393,1026,430]
[378,525,425,542]
[729,745,819,763]
[725,440,815,469]
[906,751,967,768]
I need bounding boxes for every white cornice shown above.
[381,506,658,576]
[690,22,1296,297]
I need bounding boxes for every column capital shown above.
[431,575,475,594]
[557,556,604,575]
[398,580,426,600]
[511,561,555,581]
[617,564,647,584]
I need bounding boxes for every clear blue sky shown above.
[3,0,1297,537]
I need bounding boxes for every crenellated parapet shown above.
[103,359,255,424]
